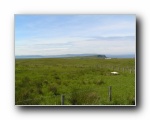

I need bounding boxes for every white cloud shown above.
[15,15,135,55]
[15,36,135,55]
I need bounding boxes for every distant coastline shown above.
[15,54,135,59]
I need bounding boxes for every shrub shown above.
[49,85,59,95]
[93,79,105,85]
[69,88,100,105]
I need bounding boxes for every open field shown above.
[15,57,135,105]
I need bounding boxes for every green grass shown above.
[15,58,135,105]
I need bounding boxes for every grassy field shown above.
[15,57,135,105]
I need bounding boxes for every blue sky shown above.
[15,15,135,55]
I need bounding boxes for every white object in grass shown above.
[111,72,119,75]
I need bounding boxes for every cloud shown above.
[85,36,135,41]
[15,15,135,55]
[63,36,135,55]
[15,35,135,55]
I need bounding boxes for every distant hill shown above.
[97,55,106,58]
[15,55,44,59]
[15,54,106,59]
[15,54,135,59]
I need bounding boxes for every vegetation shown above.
[15,57,135,105]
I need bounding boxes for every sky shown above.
[15,15,136,56]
